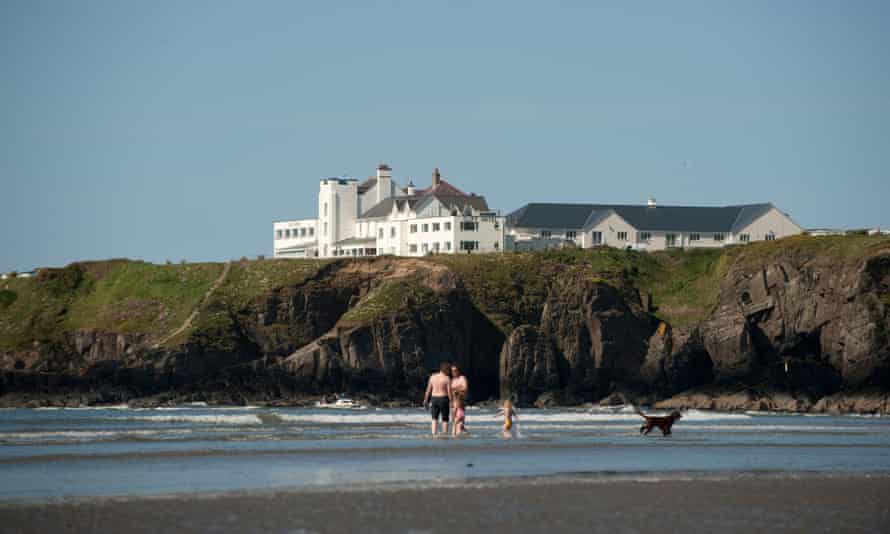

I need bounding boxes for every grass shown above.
[64,261,223,335]
[169,258,333,348]
[725,234,890,267]
[210,259,332,309]
[339,276,438,325]
[0,260,222,349]
[636,249,728,327]
[2,235,887,351]
[431,249,662,331]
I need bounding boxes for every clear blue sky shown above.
[2,0,888,272]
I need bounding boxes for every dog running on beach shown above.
[635,407,682,436]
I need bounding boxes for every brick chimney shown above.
[432,167,441,188]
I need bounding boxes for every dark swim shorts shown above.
[430,396,450,422]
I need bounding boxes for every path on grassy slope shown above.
[152,261,231,349]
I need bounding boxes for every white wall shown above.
[735,207,803,242]
[273,218,319,257]
[404,216,457,255]
[586,212,637,248]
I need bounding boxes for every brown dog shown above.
[635,408,682,436]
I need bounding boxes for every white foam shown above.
[128,414,263,425]
[0,429,193,442]
[266,409,751,425]
[33,405,131,411]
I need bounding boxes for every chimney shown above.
[406,180,416,195]
[432,168,441,188]
[377,163,392,203]
[647,198,657,208]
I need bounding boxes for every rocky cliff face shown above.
[1,238,889,412]
[499,277,657,405]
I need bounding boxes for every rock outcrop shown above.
[1,238,889,412]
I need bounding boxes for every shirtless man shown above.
[423,362,453,436]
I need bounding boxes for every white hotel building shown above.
[506,200,803,251]
[273,165,506,258]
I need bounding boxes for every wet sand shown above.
[1,474,889,534]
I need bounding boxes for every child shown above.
[452,391,468,436]
[495,400,518,438]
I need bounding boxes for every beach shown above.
[2,405,889,532]
[2,474,888,533]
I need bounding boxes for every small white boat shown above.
[315,395,363,409]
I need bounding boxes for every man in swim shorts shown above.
[423,362,453,437]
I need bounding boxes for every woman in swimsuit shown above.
[452,391,468,436]
[450,365,468,436]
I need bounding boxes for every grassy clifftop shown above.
[2,235,888,351]
[0,259,332,350]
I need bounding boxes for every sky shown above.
[1,0,889,272]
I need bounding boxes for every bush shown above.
[37,265,84,296]
[0,289,16,309]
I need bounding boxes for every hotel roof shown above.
[507,203,775,233]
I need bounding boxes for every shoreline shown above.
[2,388,889,415]
[2,472,888,533]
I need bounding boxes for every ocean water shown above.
[1,405,889,501]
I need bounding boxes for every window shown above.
[422,224,429,232]
[591,231,603,245]
[324,203,328,216]
[739,234,750,243]
[324,222,328,236]
[276,230,283,239]
[460,241,479,251]
[433,242,440,252]
[390,227,396,238]
[541,230,551,238]
[617,231,627,241]
[409,244,418,253]
[422,243,429,252]
[309,228,314,237]
[410,224,418,233]
[444,222,452,231]
[378,228,384,239]
[714,233,725,242]
[689,233,700,242]
[445,242,452,251]
[566,231,576,240]
[765,232,776,241]
[461,222,478,232]
[666,233,677,248]
[638,232,651,242]
[494,242,500,250]
[285,229,291,238]
[432,223,440,231]
[300,228,307,237]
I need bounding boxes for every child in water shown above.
[452,391,468,436]
[495,400,518,438]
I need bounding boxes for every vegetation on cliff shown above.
[3,235,888,352]
[2,235,888,411]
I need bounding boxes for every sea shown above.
[1,404,889,502]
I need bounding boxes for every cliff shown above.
[1,235,889,412]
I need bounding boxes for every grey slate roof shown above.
[360,193,489,219]
[357,177,377,194]
[508,203,776,233]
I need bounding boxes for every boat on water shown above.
[315,395,364,409]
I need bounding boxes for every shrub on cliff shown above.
[0,289,16,309]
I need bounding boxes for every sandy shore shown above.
[1,474,888,533]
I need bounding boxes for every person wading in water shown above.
[450,364,469,436]
[423,362,453,437]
